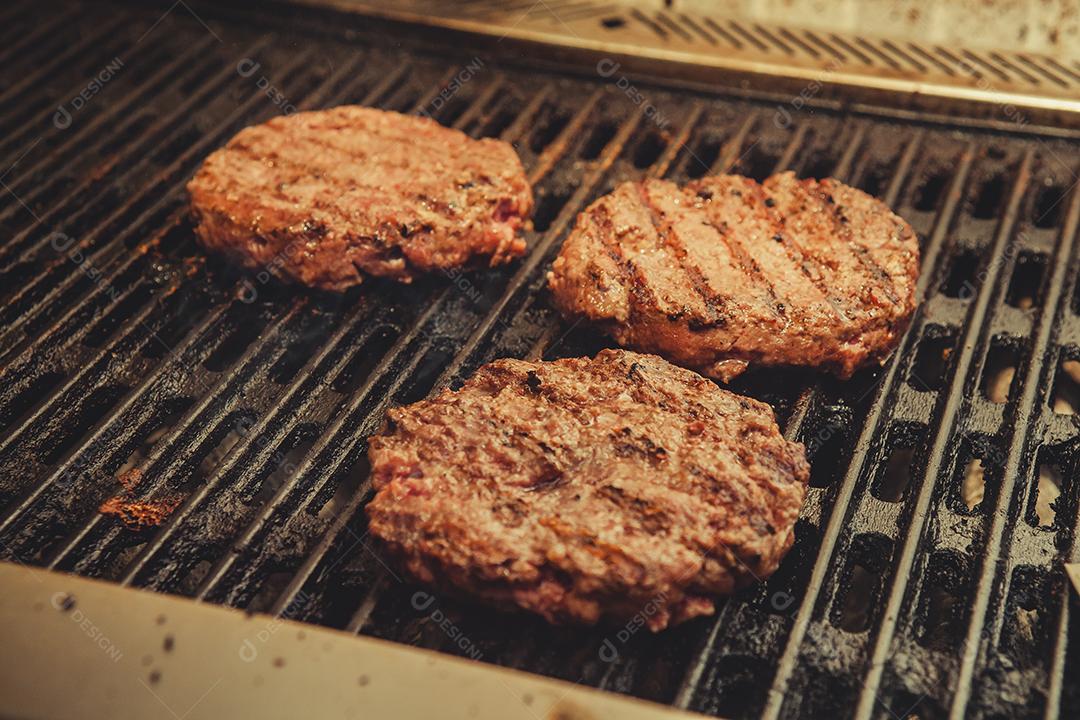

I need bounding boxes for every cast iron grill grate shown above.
[0,2,1078,719]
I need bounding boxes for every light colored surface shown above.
[317,0,1080,135]
[1068,563,1080,596]
[0,563,707,720]
[680,0,1079,58]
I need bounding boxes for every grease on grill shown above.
[98,468,181,530]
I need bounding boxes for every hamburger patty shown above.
[187,106,533,290]
[366,349,809,630]
[547,172,919,380]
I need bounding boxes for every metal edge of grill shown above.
[0,1,1078,718]
[270,0,1080,140]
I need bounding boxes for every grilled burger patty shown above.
[366,349,809,630]
[547,172,919,380]
[187,106,533,290]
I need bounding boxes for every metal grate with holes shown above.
[1,1,1079,719]
[310,0,1080,136]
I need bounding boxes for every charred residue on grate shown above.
[1050,346,1080,415]
[914,548,973,652]
[1026,446,1071,531]
[940,248,981,299]
[1004,250,1048,311]
[870,423,925,503]
[907,324,958,392]
[1000,565,1059,668]
[0,2,1078,719]
[831,532,893,634]
[947,435,1001,516]
[980,335,1027,405]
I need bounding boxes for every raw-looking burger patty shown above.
[187,106,533,290]
[366,349,809,630]
[547,172,919,380]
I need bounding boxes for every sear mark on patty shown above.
[547,172,919,379]
[188,106,533,291]
[366,349,809,631]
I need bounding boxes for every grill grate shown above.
[2,2,1079,718]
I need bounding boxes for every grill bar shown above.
[711,112,758,175]
[946,171,1080,719]
[43,300,304,569]
[0,289,228,535]
[0,51,354,545]
[752,139,976,719]
[850,150,1033,720]
[0,33,220,228]
[0,45,310,361]
[122,73,513,596]
[0,2,32,31]
[0,40,157,169]
[233,88,635,615]
[0,50,320,451]
[671,120,905,710]
[192,326,432,602]
[78,66,496,591]
[0,18,128,120]
[31,54,396,571]
[0,14,75,87]
[0,35,275,266]
[0,215,204,471]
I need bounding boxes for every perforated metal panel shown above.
[294,0,1080,135]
